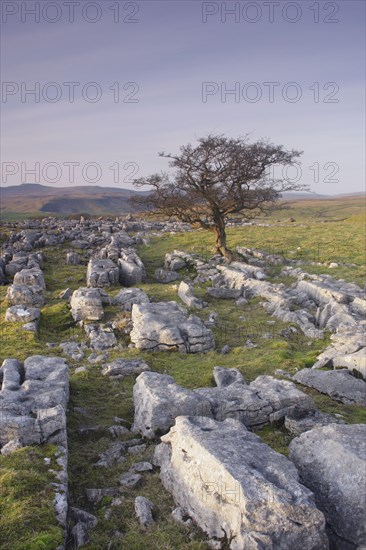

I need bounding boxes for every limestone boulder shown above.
[70,287,104,322]
[154,416,328,550]
[132,372,213,439]
[289,424,366,549]
[5,305,40,323]
[86,259,120,288]
[178,281,205,309]
[6,284,45,307]
[154,268,179,283]
[130,302,215,353]
[112,288,150,311]
[118,249,146,286]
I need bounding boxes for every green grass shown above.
[0,445,64,550]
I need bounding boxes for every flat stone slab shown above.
[130,301,215,353]
[154,416,328,550]
[289,424,366,549]
[102,359,150,378]
[293,368,366,405]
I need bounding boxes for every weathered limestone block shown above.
[130,302,215,353]
[293,368,366,405]
[6,284,45,307]
[249,375,316,422]
[132,372,315,438]
[213,366,245,387]
[5,305,40,324]
[84,324,116,350]
[86,259,120,288]
[289,424,366,549]
[118,249,146,286]
[0,356,69,449]
[70,287,104,321]
[112,288,150,311]
[13,267,45,290]
[132,372,213,438]
[207,287,241,299]
[154,416,328,550]
[154,268,179,283]
[178,281,205,309]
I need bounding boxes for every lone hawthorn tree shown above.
[133,135,305,260]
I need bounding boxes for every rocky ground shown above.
[0,215,365,550]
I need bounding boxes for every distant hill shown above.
[0,184,364,220]
[0,184,148,218]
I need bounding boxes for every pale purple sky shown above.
[1,0,365,193]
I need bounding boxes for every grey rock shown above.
[284,409,345,436]
[0,356,69,450]
[130,461,153,473]
[13,267,45,290]
[71,522,89,547]
[128,444,146,455]
[84,324,117,350]
[86,258,119,288]
[58,288,71,300]
[70,287,104,322]
[154,268,179,283]
[60,341,85,361]
[154,416,328,550]
[132,372,214,439]
[108,425,130,437]
[293,368,366,405]
[289,424,366,549]
[134,496,154,527]
[6,284,45,307]
[332,349,366,378]
[88,353,108,364]
[70,507,98,529]
[178,281,205,309]
[119,472,142,488]
[5,305,40,323]
[112,288,149,311]
[118,249,146,286]
[213,366,245,387]
[207,287,242,299]
[130,301,215,353]
[101,359,150,378]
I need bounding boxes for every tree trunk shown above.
[213,219,234,261]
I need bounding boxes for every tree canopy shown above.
[133,135,305,258]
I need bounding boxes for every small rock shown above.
[128,444,146,455]
[119,472,142,488]
[130,461,153,473]
[220,344,231,355]
[134,496,154,527]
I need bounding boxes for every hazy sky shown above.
[1,0,365,193]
